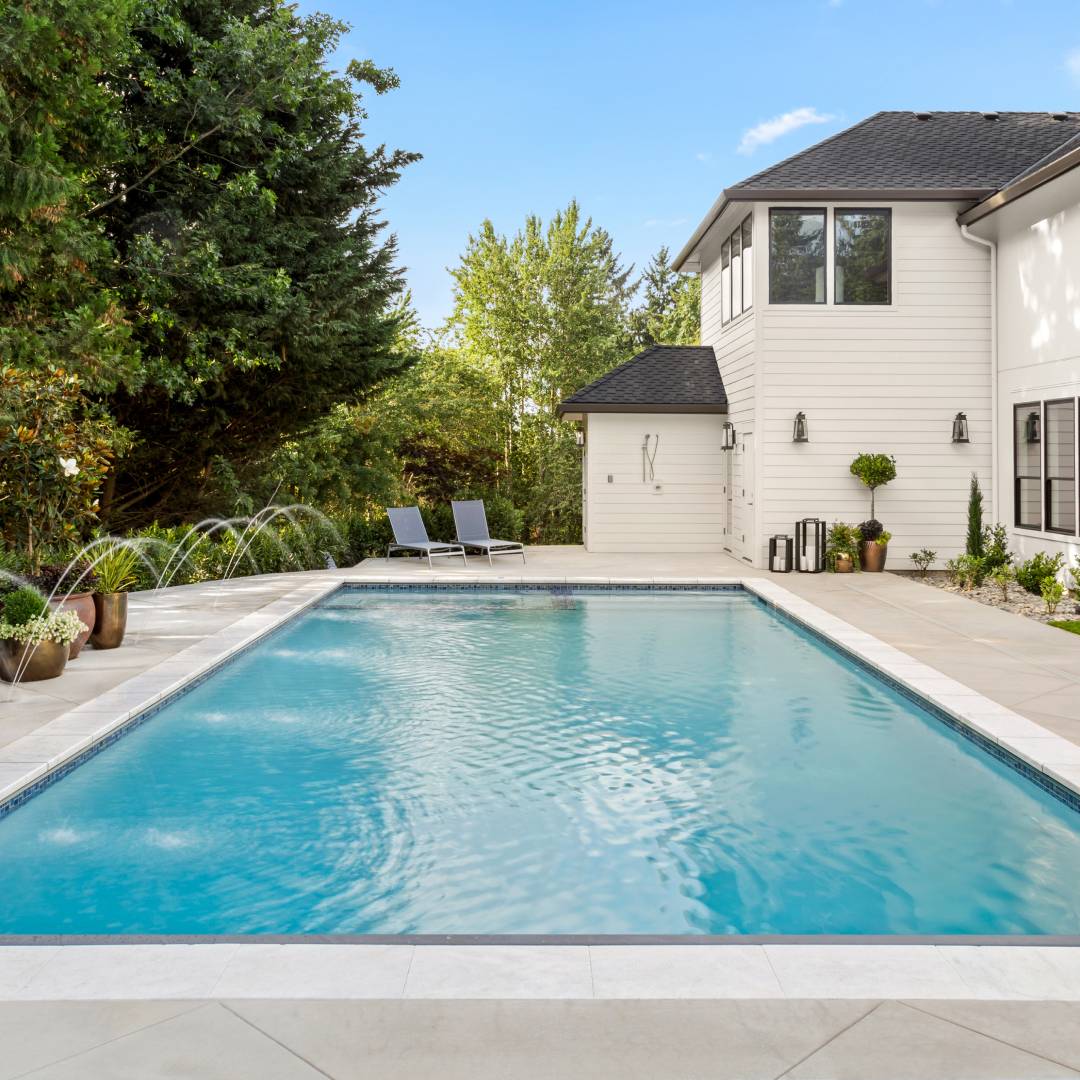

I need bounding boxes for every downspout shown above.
[960,224,998,523]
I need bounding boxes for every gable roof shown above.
[557,345,727,415]
[675,111,1080,269]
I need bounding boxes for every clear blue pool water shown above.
[3,587,1080,936]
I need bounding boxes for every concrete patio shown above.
[4,547,1080,1078]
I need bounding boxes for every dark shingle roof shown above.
[728,111,1080,196]
[558,345,727,414]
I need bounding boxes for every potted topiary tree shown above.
[850,453,897,571]
[0,587,87,682]
[90,544,142,649]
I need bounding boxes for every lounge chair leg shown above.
[487,550,492,567]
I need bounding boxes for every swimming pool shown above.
[3,585,1080,937]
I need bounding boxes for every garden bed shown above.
[891,569,1080,628]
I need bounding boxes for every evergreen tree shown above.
[966,473,985,558]
[95,0,418,525]
[631,246,701,349]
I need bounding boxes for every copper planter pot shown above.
[49,591,96,658]
[833,553,854,573]
[859,541,888,572]
[0,638,68,682]
[90,592,128,650]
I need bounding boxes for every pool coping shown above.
[5,572,1080,1002]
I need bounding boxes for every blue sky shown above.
[302,0,1080,328]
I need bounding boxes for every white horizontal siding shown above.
[758,201,993,565]
[584,413,726,553]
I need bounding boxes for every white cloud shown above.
[737,107,835,155]
[643,216,688,229]
[695,151,712,162]
[1067,48,1080,84]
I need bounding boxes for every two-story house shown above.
[559,111,1080,569]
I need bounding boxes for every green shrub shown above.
[989,564,1016,602]
[910,548,937,576]
[1016,551,1065,596]
[1042,577,1066,615]
[2,587,48,627]
[947,554,984,590]
[980,523,1013,574]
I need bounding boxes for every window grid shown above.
[1014,402,1043,531]
[719,214,752,327]
[1044,398,1077,535]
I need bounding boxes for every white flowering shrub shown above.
[0,610,87,646]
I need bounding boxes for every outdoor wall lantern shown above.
[721,421,737,451]
[575,428,585,448]
[951,411,970,443]
[792,411,809,443]
[1025,410,1041,444]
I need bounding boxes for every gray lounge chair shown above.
[386,507,468,568]
[451,499,526,565]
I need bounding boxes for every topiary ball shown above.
[3,587,48,627]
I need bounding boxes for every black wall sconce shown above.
[792,411,809,443]
[1025,411,1041,443]
[951,411,969,443]
[721,421,736,451]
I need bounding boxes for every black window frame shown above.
[740,213,753,315]
[1014,401,1043,531]
[1044,397,1077,535]
[768,207,827,306]
[833,207,892,306]
[720,236,731,326]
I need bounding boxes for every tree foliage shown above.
[630,246,700,349]
[95,0,418,526]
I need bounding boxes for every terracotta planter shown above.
[49,591,95,658]
[90,592,128,650]
[833,553,854,573]
[0,638,68,682]
[859,541,888,573]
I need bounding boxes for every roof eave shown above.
[672,191,730,273]
[959,144,1080,226]
[556,402,728,416]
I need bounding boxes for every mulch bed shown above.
[891,569,1080,628]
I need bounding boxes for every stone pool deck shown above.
[4,548,1080,1078]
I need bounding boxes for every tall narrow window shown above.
[731,226,742,317]
[741,215,753,311]
[1045,399,1076,534]
[1015,403,1042,530]
[769,208,826,304]
[835,209,891,304]
[720,238,731,325]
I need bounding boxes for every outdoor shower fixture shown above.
[641,434,659,482]
[951,412,970,443]
[721,421,736,451]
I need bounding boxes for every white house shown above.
[561,111,1080,570]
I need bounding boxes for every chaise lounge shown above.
[386,506,468,568]
[451,499,526,565]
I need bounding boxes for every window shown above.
[720,238,731,325]
[769,208,826,304]
[741,215,753,310]
[1014,403,1042,530]
[1045,399,1076,534]
[719,215,753,325]
[835,209,891,304]
[731,225,742,318]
